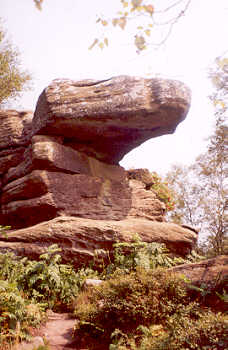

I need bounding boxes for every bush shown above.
[0,244,98,346]
[149,172,175,211]
[102,235,205,278]
[0,244,98,311]
[114,310,228,350]
[73,269,189,346]
[0,279,43,345]
[73,268,228,350]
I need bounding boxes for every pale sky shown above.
[1,0,228,174]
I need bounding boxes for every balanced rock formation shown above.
[0,75,195,263]
[33,76,191,164]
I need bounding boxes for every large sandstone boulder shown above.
[32,76,191,164]
[0,216,197,267]
[127,179,165,221]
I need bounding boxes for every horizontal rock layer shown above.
[0,216,197,267]
[1,170,132,228]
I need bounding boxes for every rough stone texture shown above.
[33,76,191,164]
[1,170,165,228]
[170,256,228,311]
[1,170,131,228]
[0,147,26,176]
[3,135,126,185]
[127,168,156,187]
[127,179,165,221]
[170,255,228,287]
[0,110,33,179]
[0,216,197,267]
[0,76,192,258]
[0,110,33,150]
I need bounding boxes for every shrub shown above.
[0,244,99,347]
[113,309,228,350]
[73,268,228,350]
[0,244,98,311]
[149,172,175,211]
[102,235,205,278]
[0,279,43,345]
[73,268,190,346]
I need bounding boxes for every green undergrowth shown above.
[73,269,228,350]
[100,234,204,277]
[0,244,97,347]
[0,236,227,349]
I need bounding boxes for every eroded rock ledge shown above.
[33,76,191,164]
[0,75,195,262]
[0,216,197,267]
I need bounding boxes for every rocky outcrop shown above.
[0,110,33,150]
[0,76,190,229]
[0,216,197,267]
[0,75,195,263]
[127,179,165,221]
[33,76,191,164]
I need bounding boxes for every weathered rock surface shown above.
[170,255,228,311]
[0,110,33,150]
[33,76,191,164]
[127,179,165,221]
[3,135,126,185]
[170,255,228,287]
[0,76,193,262]
[0,147,26,176]
[1,170,131,228]
[0,216,197,267]
[0,110,33,179]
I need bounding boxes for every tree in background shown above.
[165,164,203,227]
[199,55,228,256]
[0,21,31,107]
[166,56,228,257]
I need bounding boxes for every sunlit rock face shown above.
[0,75,191,233]
[32,75,191,164]
[0,216,197,268]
